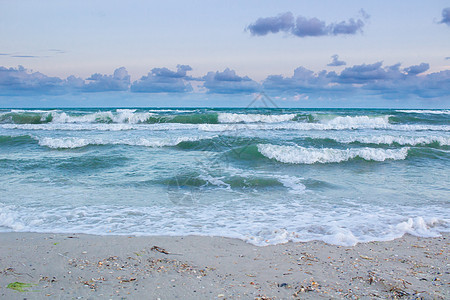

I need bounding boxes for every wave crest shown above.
[37,136,215,149]
[257,144,409,164]
[218,113,296,123]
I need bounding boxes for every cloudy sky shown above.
[0,0,449,108]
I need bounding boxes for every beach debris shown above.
[299,252,319,262]
[39,276,57,283]
[359,255,374,260]
[255,296,274,300]
[118,277,136,283]
[151,246,170,255]
[293,280,321,296]
[82,280,97,290]
[6,281,37,292]
[389,286,410,298]
[1,267,33,279]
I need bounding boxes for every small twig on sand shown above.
[150,246,182,255]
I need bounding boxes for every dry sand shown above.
[0,232,448,299]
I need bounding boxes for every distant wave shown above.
[199,121,449,132]
[397,109,450,115]
[37,135,216,149]
[0,109,218,125]
[217,113,296,123]
[1,110,449,133]
[332,135,450,146]
[257,144,409,164]
[1,123,198,131]
[1,110,301,125]
[4,121,449,132]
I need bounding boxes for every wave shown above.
[160,168,308,196]
[2,109,449,133]
[50,110,221,124]
[0,111,53,124]
[317,115,391,128]
[0,134,35,146]
[0,109,220,125]
[198,122,449,132]
[332,135,450,146]
[217,113,296,123]
[0,134,220,149]
[1,123,199,131]
[37,135,216,149]
[257,144,410,164]
[1,203,446,247]
[162,171,296,190]
[397,109,450,115]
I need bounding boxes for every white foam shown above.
[397,110,450,115]
[0,206,25,231]
[0,201,448,247]
[320,115,391,129]
[218,113,296,123]
[395,217,442,237]
[275,175,306,195]
[257,144,409,164]
[2,123,197,131]
[49,110,155,124]
[146,109,194,113]
[9,109,57,114]
[37,136,214,149]
[334,135,450,146]
[38,137,93,149]
[198,174,231,189]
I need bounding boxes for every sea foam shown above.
[333,135,450,146]
[397,109,450,115]
[218,113,296,123]
[257,144,410,164]
[37,136,215,149]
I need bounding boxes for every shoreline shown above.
[0,232,448,299]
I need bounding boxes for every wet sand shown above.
[0,232,448,299]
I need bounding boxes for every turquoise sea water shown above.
[0,107,448,246]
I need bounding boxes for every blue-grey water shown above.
[0,107,449,246]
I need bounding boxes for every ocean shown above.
[0,107,449,246]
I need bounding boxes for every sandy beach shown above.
[0,233,448,299]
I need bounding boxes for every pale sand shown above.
[0,233,448,299]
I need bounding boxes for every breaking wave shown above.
[332,135,450,146]
[257,144,410,164]
[217,113,296,123]
[37,136,216,149]
[397,109,450,115]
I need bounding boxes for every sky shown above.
[0,0,449,108]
